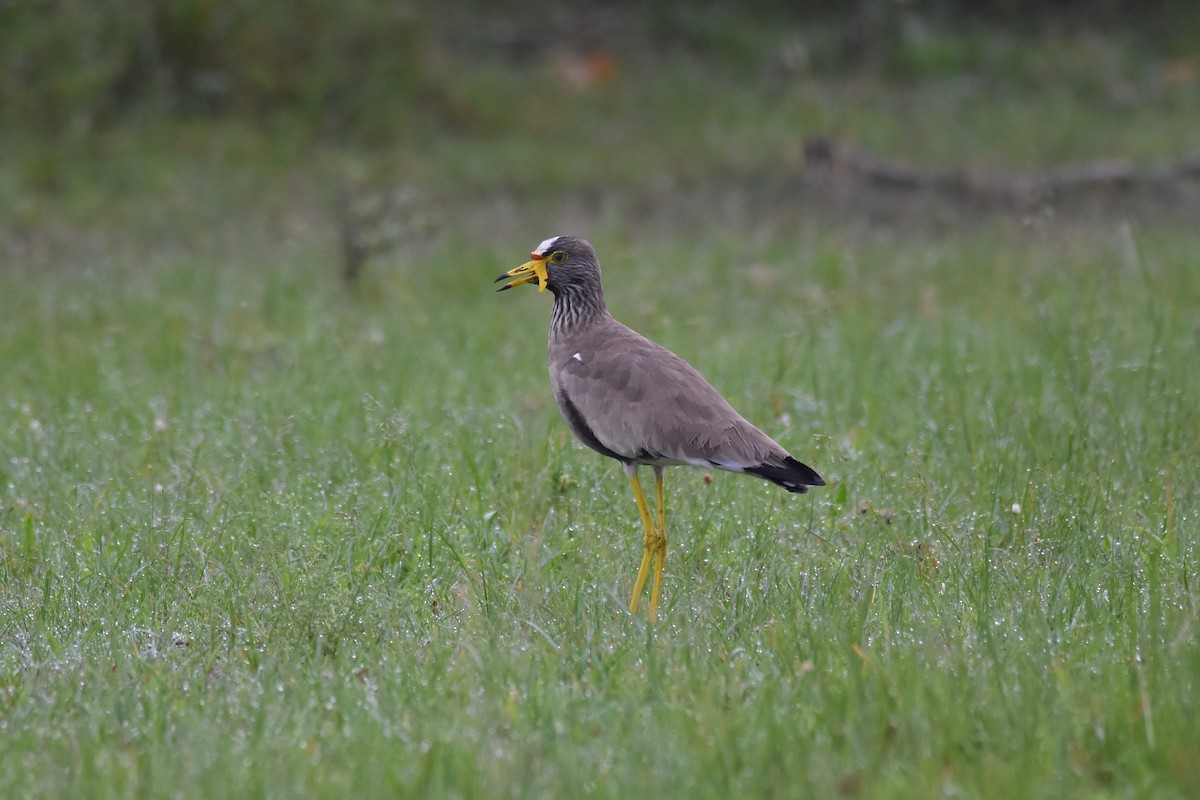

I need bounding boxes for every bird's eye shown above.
[548,250,568,265]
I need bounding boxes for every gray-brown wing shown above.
[549,321,786,469]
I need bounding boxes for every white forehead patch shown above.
[534,237,560,256]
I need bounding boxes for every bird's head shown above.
[495,235,598,295]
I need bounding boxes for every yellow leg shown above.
[627,468,658,614]
[627,465,669,619]
[649,467,667,618]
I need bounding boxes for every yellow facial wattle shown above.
[495,255,549,293]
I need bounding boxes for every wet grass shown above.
[3,19,1200,799]
[2,220,1198,798]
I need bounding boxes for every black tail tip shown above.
[746,456,825,493]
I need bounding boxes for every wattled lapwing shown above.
[497,235,823,618]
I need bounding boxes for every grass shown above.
[2,222,1198,798]
[2,17,1200,799]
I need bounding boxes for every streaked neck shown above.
[550,280,608,334]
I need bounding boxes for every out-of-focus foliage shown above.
[1,0,1194,143]
[0,0,429,140]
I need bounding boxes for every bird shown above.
[496,235,824,618]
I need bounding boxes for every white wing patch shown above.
[535,237,560,256]
[632,452,747,471]
[572,352,582,362]
[707,458,754,472]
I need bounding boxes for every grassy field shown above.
[2,15,1200,799]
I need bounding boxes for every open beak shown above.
[495,253,549,292]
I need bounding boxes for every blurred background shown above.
[2,0,1197,277]
[3,9,1199,796]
